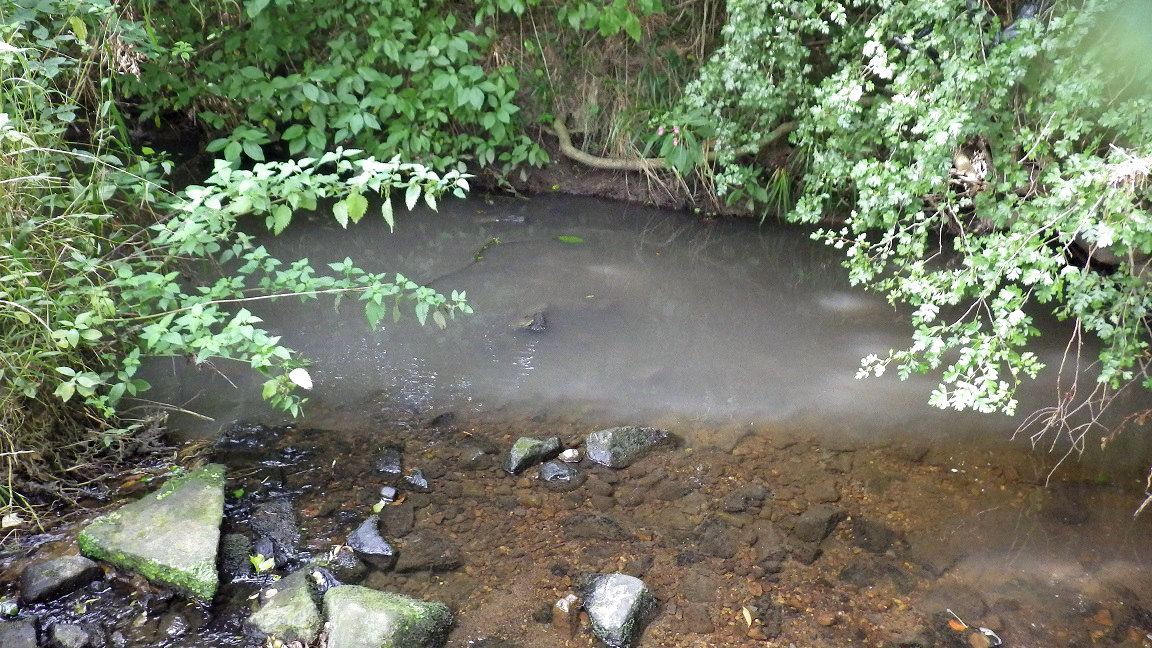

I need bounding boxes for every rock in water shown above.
[20,555,103,604]
[585,427,672,468]
[245,569,323,644]
[504,437,561,474]
[583,573,656,648]
[0,618,38,648]
[323,585,453,648]
[346,516,396,570]
[78,464,225,600]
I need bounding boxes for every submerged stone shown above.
[539,461,581,488]
[504,437,561,474]
[20,555,102,604]
[395,530,462,573]
[585,427,672,468]
[78,464,225,600]
[245,569,322,644]
[583,573,656,648]
[323,585,453,648]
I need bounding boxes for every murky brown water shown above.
[6,195,1152,647]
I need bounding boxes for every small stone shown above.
[405,469,430,492]
[816,612,837,627]
[1090,608,1113,626]
[504,437,561,474]
[395,530,462,573]
[375,447,403,475]
[345,516,396,570]
[539,461,585,491]
[585,427,674,468]
[558,449,581,463]
[20,556,103,604]
[968,631,992,648]
[48,623,98,648]
[512,305,548,332]
[850,518,900,554]
[583,573,656,648]
[379,486,397,502]
[721,484,768,513]
[552,594,582,637]
[792,506,844,544]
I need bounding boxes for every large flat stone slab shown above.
[324,585,452,648]
[78,464,225,600]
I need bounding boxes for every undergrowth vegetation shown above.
[1,0,469,515]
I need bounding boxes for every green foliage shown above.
[673,0,1152,418]
[124,0,548,174]
[1,0,471,509]
[249,553,275,573]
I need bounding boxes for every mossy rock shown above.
[78,464,225,600]
[324,585,453,648]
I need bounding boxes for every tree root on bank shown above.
[546,115,795,172]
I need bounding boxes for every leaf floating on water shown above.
[741,606,754,627]
[947,619,968,632]
[288,367,313,390]
[556,235,584,244]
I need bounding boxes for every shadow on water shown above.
[38,195,1152,647]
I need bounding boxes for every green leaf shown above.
[381,199,395,232]
[67,16,87,42]
[556,235,584,244]
[333,201,349,227]
[346,191,368,223]
[404,184,420,211]
[271,204,292,234]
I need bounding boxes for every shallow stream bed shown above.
[3,196,1152,647]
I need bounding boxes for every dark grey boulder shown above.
[323,585,453,648]
[504,437,561,474]
[78,464,225,599]
[48,623,99,648]
[791,505,845,544]
[346,515,396,570]
[395,531,462,573]
[219,533,254,581]
[245,569,323,644]
[0,617,37,648]
[585,427,673,468]
[583,573,656,648]
[20,555,102,604]
[250,497,300,564]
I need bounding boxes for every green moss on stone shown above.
[78,464,225,600]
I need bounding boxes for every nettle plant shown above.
[674,1,1152,439]
[124,0,548,174]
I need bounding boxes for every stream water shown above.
[6,195,1152,647]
